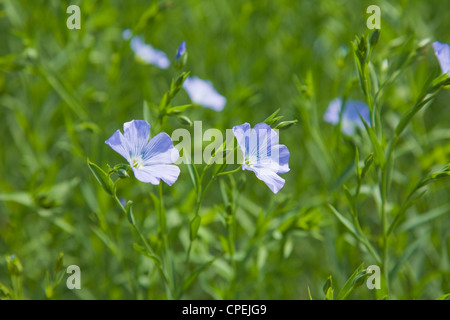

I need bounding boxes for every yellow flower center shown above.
[131,157,143,169]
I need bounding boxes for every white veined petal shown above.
[133,165,180,186]
[233,123,251,160]
[142,132,179,165]
[248,166,285,194]
[123,120,151,158]
[247,123,279,161]
[105,130,132,162]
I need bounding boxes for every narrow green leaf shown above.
[395,94,435,137]
[143,100,151,124]
[330,162,355,191]
[337,263,366,300]
[328,204,381,263]
[87,159,115,196]
[389,233,427,280]
[133,243,162,267]
[355,147,360,179]
[126,201,135,225]
[388,189,428,235]
[55,252,64,273]
[182,254,221,292]
[167,104,194,114]
[283,236,294,259]
[190,216,201,241]
[327,204,358,236]
[307,286,313,300]
[0,192,34,207]
[0,282,11,299]
[325,287,334,300]
[263,108,281,125]
[150,193,160,216]
[186,161,200,196]
[436,293,450,300]
[170,71,190,98]
[91,227,119,257]
[398,204,450,233]
[361,153,374,179]
[359,114,385,167]
[323,275,333,295]
[343,185,355,213]
[219,235,230,254]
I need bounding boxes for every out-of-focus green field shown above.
[0,0,449,300]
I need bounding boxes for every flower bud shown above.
[274,120,298,130]
[117,168,129,179]
[175,41,188,69]
[369,29,380,47]
[177,115,192,126]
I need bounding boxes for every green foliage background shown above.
[0,0,449,299]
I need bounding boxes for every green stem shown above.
[178,163,231,298]
[226,188,240,299]
[113,193,171,297]
[379,135,399,294]
[216,166,241,176]
[157,182,177,298]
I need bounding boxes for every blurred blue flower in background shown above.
[233,122,290,194]
[324,98,371,135]
[432,41,450,74]
[105,120,180,185]
[183,76,226,111]
[122,29,170,69]
[122,28,132,40]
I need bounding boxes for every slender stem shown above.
[379,135,398,294]
[157,182,176,298]
[216,166,241,176]
[112,193,171,297]
[179,163,231,298]
[226,184,241,299]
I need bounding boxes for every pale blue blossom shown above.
[183,76,226,111]
[233,123,290,194]
[122,28,132,41]
[432,41,450,74]
[324,98,371,135]
[105,120,180,185]
[123,30,170,69]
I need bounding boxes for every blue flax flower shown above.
[183,76,226,111]
[324,98,371,135]
[233,123,290,194]
[122,29,170,69]
[432,41,450,74]
[105,120,180,185]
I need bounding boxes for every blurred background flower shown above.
[432,41,450,74]
[123,29,170,69]
[183,76,226,111]
[324,98,371,135]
